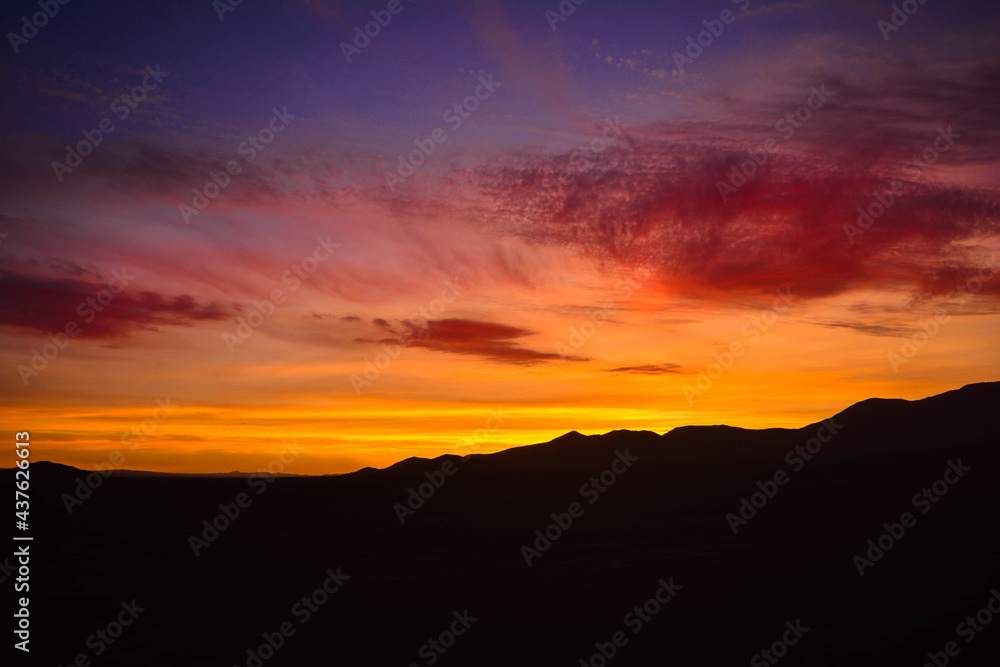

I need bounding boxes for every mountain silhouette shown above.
[7,381,1000,665]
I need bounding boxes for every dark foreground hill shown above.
[6,382,1000,665]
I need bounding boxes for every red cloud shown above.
[356,317,587,364]
[0,269,233,340]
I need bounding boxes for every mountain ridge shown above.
[17,380,998,478]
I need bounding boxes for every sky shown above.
[1,0,998,473]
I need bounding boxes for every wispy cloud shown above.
[356,318,588,364]
[605,363,690,375]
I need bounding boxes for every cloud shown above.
[912,258,1000,299]
[2,54,996,321]
[0,270,233,340]
[605,363,690,375]
[0,132,354,209]
[356,318,587,364]
[815,321,916,337]
[461,61,1000,305]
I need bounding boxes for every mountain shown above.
[7,381,1000,666]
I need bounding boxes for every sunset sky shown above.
[2,0,998,473]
